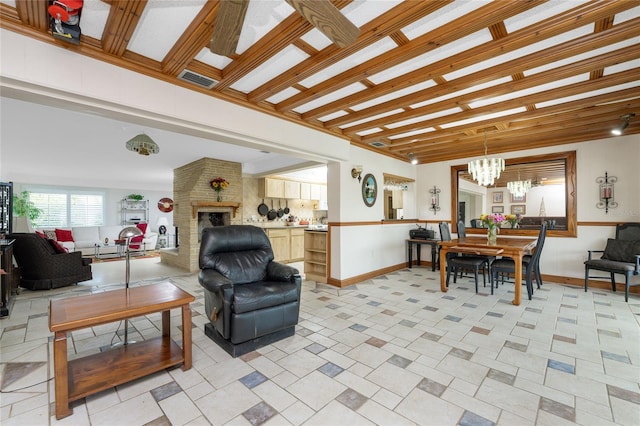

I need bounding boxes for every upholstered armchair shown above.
[198,225,302,357]
[10,233,92,290]
[584,223,640,302]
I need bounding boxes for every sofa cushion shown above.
[99,226,125,244]
[48,239,69,253]
[602,239,640,263]
[232,281,299,314]
[55,228,74,242]
[72,226,100,244]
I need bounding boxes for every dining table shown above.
[438,236,537,306]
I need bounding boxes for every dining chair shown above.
[491,223,547,300]
[439,222,492,293]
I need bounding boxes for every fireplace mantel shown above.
[191,201,240,219]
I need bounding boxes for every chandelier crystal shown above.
[125,133,160,156]
[467,131,504,186]
[507,179,531,197]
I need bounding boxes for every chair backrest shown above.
[199,225,274,284]
[530,223,548,265]
[457,220,467,238]
[470,219,479,228]
[439,222,451,241]
[616,223,640,241]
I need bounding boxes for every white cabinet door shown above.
[300,182,311,200]
[284,180,300,199]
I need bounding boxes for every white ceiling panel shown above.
[468,75,590,109]
[410,77,512,110]
[318,110,349,122]
[387,108,463,129]
[235,0,293,54]
[388,128,435,140]
[355,128,384,137]
[440,107,527,129]
[603,58,640,76]
[78,0,110,41]
[231,45,308,93]
[536,81,640,109]
[195,48,233,70]
[266,87,301,105]
[298,37,396,87]
[350,80,436,111]
[293,82,368,114]
[401,0,491,40]
[614,6,640,25]
[338,109,405,129]
[503,0,590,33]
[127,0,207,62]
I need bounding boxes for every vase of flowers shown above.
[210,177,229,202]
[505,214,521,228]
[480,213,505,245]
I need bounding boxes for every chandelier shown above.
[125,133,160,156]
[467,131,504,186]
[507,170,531,197]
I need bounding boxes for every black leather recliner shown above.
[198,225,302,357]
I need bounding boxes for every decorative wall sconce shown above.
[351,165,363,182]
[596,172,617,213]
[429,186,440,214]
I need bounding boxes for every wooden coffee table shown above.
[49,282,195,419]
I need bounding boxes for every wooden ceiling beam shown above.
[248,0,450,103]
[14,0,48,32]
[102,0,148,57]
[314,8,639,126]
[276,0,540,112]
[358,67,640,142]
[161,1,219,76]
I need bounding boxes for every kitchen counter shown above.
[248,222,314,229]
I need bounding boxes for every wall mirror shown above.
[451,151,577,237]
[362,173,377,207]
[382,173,414,220]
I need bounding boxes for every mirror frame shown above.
[451,151,577,238]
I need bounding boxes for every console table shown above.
[406,238,439,271]
[49,282,195,419]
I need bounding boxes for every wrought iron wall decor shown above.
[596,172,617,213]
[429,186,440,215]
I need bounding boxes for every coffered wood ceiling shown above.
[1,0,639,165]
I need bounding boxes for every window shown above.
[29,190,105,228]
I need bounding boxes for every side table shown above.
[49,282,195,419]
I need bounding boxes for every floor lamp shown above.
[118,226,143,346]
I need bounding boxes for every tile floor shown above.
[1,257,639,426]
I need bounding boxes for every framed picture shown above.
[492,205,504,213]
[511,193,526,202]
[492,192,503,203]
[361,173,377,207]
[511,205,526,215]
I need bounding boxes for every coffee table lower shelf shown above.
[67,337,183,401]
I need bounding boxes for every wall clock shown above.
[361,173,377,207]
[157,197,174,213]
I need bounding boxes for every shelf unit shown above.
[121,199,149,225]
[304,230,327,283]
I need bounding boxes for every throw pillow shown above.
[130,223,147,249]
[55,228,74,242]
[44,230,57,240]
[48,239,69,253]
[602,239,639,263]
[136,222,148,235]
[35,230,46,239]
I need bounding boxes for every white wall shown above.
[415,135,640,283]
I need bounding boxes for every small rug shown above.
[87,250,161,263]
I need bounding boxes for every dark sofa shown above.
[198,225,302,357]
[10,233,92,290]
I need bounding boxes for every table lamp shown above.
[118,226,143,345]
[156,217,168,235]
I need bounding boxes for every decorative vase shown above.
[487,226,498,245]
[216,193,222,202]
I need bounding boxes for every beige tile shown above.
[194,381,260,426]
[286,371,346,411]
[357,399,415,426]
[280,400,315,426]
[89,392,163,426]
[159,391,201,426]
[252,380,297,412]
[365,362,422,397]
[477,378,539,421]
[303,400,374,426]
[395,388,464,425]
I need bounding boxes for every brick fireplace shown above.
[160,158,242,272]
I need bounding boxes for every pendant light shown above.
[467,131,504,186]
[507,170,531,197]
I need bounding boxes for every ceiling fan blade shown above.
[285,0,360,48]
[209,0,250,56]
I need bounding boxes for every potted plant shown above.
[127,194,144,201]
[13,190,42,231]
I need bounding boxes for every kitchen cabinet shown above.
[290,228,305,261]
[310,184,322,201]
[300,183,311,200]
[284,180,300,199]
[259,178,285,199]
[304,230,327,283]
[392,190,403,209]
[266,229,290,262]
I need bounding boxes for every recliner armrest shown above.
[198,269,233,293]
[267,262,300,282]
